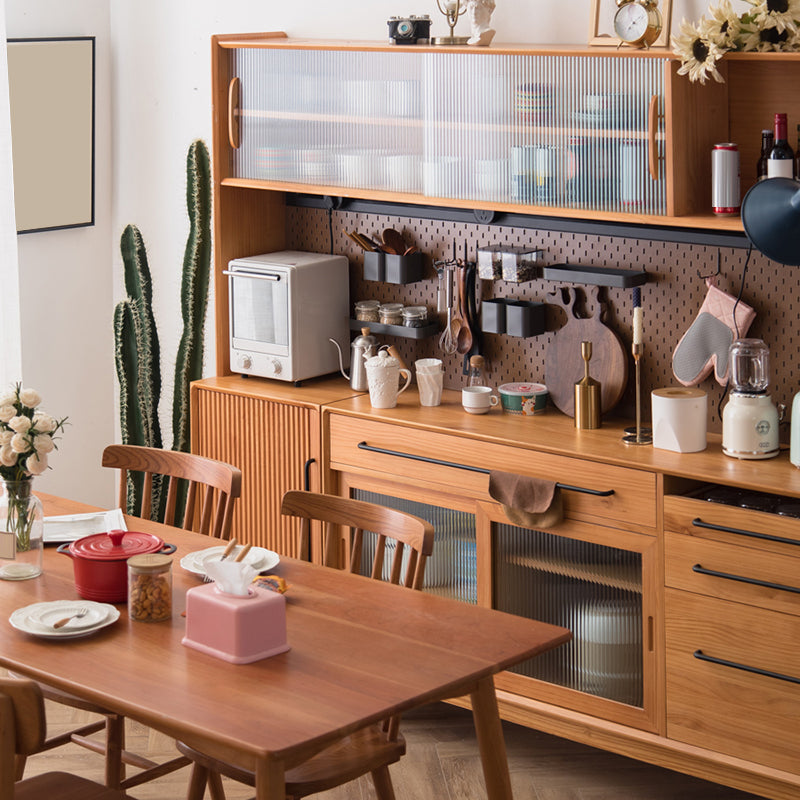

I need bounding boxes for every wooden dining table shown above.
[0,494,571,799]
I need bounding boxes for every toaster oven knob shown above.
[270,359,282,375]
[237,353,253,370]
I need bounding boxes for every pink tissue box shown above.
[182,582,290,664]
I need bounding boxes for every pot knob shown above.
[107,530,126,546]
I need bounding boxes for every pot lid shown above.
[364,348,397,368]
[68,529,166,561]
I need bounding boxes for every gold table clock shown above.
[613,0,662,49]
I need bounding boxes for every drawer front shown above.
[664,494,800,554]
[665,533,800,616]
[666,588,800,774]
[329,415,657,530]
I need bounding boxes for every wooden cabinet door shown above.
[191,384,319,556]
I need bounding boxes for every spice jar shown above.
[354,300,380,322]
[379,303,404,325]
[402,306,428,328]
[128,553,173,622]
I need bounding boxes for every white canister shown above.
[712,143,740,216]
[791,391,800,468]
[651,387,707,453]
[364,348,412,409]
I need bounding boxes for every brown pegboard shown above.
[286,207,796,437]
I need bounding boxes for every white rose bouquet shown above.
[0,384,67,552]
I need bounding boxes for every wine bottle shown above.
[756,129,773,181]
[795,124,800,180]
[767,113,795,178]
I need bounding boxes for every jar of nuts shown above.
[128,553,173,622]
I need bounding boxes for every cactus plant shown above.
[171,140,212,523]
[113,140,211,523]
[113,224,163,515]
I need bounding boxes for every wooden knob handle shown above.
[647,94,660,181]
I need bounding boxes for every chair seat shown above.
[178,725,406,797]
[16,772,131,799]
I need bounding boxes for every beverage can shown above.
[712,143,740,216]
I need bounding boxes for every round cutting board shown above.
[544,287,628,417]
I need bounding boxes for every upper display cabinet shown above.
[211,34,800,238]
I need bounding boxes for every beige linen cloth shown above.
[488,470,563,529]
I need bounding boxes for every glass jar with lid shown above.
[379,303,404,325]
[354,300,380,322]
[402,306,428,328]
[128,553,173,622]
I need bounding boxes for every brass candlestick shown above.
[575,341,601,430]
[623,343,652,445]
[432,0,470,44]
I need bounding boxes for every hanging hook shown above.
[697,249,722,280]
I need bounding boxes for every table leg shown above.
[255,757,286,800]
[470,675,513,800]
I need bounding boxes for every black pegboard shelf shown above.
[349,319,439,339]
[541,263,649,288]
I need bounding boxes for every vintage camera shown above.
[387,15,432,45]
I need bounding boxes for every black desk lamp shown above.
[740,177,800,266]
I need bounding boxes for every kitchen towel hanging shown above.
[488,471,563,529]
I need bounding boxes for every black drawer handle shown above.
[304,458,316,492]
[694,650,800,686]
[692,517,800,548]
[692,563,800,595]
[356,442,615,497]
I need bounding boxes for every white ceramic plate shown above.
[180,545,279,577]
[10,600,120,639]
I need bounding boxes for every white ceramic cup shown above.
[462,386,499,414]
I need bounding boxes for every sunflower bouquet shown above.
[673,0,800,83]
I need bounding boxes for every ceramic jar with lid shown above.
[364,348,412,408]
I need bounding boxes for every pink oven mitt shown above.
[672,277,755,387]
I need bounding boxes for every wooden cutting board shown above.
[544,286,628,417]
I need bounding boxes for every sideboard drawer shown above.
[665,532,800,617]
[666,588,800,774]
[328,414,657,530]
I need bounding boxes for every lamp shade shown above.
[741,177,800,266]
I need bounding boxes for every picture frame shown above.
[588,0,672,48]
[7,37,95,234]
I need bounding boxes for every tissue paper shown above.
[204,560,257,595]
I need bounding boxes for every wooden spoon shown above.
[455,264,473,354]
[382,228,405,255]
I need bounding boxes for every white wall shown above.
[7,0,718,506]
[6,0,113,506]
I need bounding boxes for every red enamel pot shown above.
[57,529,176,602]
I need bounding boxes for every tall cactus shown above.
[113,224,163,515]
[171,140,212,524]
[113,140,211,523]
[172,140,212,455]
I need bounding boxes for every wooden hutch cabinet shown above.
[194,32,800,800]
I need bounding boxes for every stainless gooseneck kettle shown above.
[330,327,378,392]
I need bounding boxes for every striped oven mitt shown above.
[672,277,755,387]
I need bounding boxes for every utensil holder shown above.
[481,299,507,334]
[505,300,546,337]
[385,252,423,284]
[363,251,385,282]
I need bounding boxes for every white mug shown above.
[462,386,499,414]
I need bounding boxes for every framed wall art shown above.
[589,0,672,48]
[7,37,95,234]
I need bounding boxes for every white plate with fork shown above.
[9,600,120,639]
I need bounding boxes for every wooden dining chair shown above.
[13,446,242,792]
[0,676,133,799]
[176,490,435,800]
[102,444,243,539]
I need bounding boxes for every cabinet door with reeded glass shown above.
[479,503,661,732]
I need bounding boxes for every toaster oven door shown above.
[227,266,290,355]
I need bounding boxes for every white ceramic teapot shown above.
[364,347,412,409]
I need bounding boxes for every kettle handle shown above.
[329,338,350,382]
[397,368,413,398]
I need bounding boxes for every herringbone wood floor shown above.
[19,700,767,800]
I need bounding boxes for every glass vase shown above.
[0,479,43,580]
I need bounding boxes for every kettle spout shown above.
[329,338,350,381]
